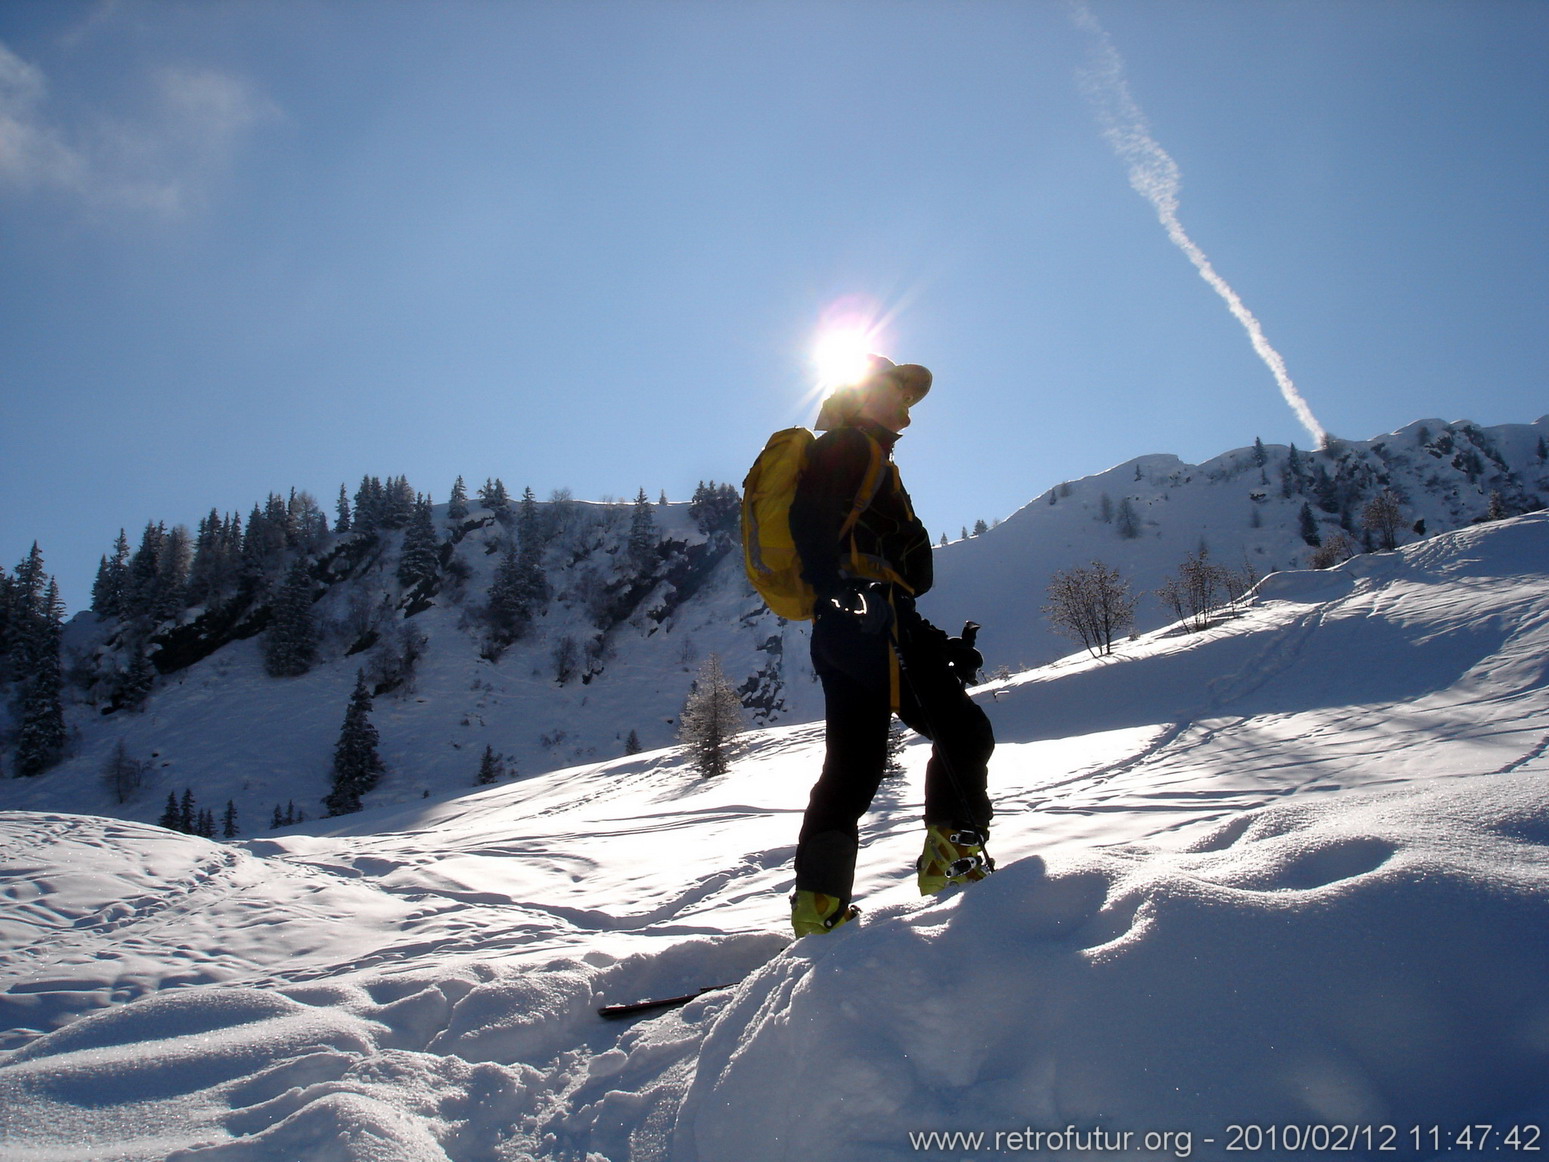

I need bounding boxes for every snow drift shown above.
[677,771,1549,1160]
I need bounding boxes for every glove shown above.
[823,580,892,635]
[945,620,983,685]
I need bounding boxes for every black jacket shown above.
[789,422,934,602]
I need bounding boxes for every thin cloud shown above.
[0,38,277,216]
[156,64,277,150]
[1071,3,1328,449]
[0,42,92,196]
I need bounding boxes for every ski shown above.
[597,983,733,1020]
[596,932,797,1020]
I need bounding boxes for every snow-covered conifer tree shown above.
[479,478,511,515]
[154,524,192,620]
[325,671,385,816]
[509,490,550,612]
[516,486,541,542]
[12,553,66,777]
[187,512,231,608]
[627,487,658,571]
[245,500,289,581]
[262,559,318,678]
[353,476,383,535]
[484,546,533,652]
[388,478,418,529]
[1298,502,1321,547]
[10,543,45,627]
[238,505,271,592]
[688,481,740,535]
[1281,443,1305,498]
[117,647,155,711]
[124,522,167,621]
[448,476,469,522]
[476,744,504,785]
[92,530,131,618]
[397,496,440,590]
[335,484,352,534]
[14,632,65,777]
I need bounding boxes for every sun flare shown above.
[812,326,878,390]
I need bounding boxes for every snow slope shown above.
[1,512,1548,1160]
[932,416,1549,671]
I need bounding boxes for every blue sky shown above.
[3,0,1545,613]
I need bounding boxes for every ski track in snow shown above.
[1,514,1548,1160]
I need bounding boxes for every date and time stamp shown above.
[1221,1123,1542,1154]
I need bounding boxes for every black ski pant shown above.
[793,604,994,906]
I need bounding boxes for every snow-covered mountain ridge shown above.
[1,508,1546,1160]
[1,415,1544,836]
[930,415,1549,670]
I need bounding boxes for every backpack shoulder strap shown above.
[837,432,887,540]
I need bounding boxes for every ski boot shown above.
[916,825,993,895]
[790,890,860,937]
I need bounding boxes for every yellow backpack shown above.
[740,427,886,621]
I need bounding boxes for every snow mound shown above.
[0,931,789,1162]
[678,771,1549,1161]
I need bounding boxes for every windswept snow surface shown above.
[3,514,1549,1161]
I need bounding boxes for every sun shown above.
[812,326,878,390]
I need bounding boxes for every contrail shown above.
[1070,3,1328,448]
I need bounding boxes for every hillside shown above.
[2,495,817,833]
[932,416,1549,670]
[0,511,1546,1160]
[0,416,1544,839]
